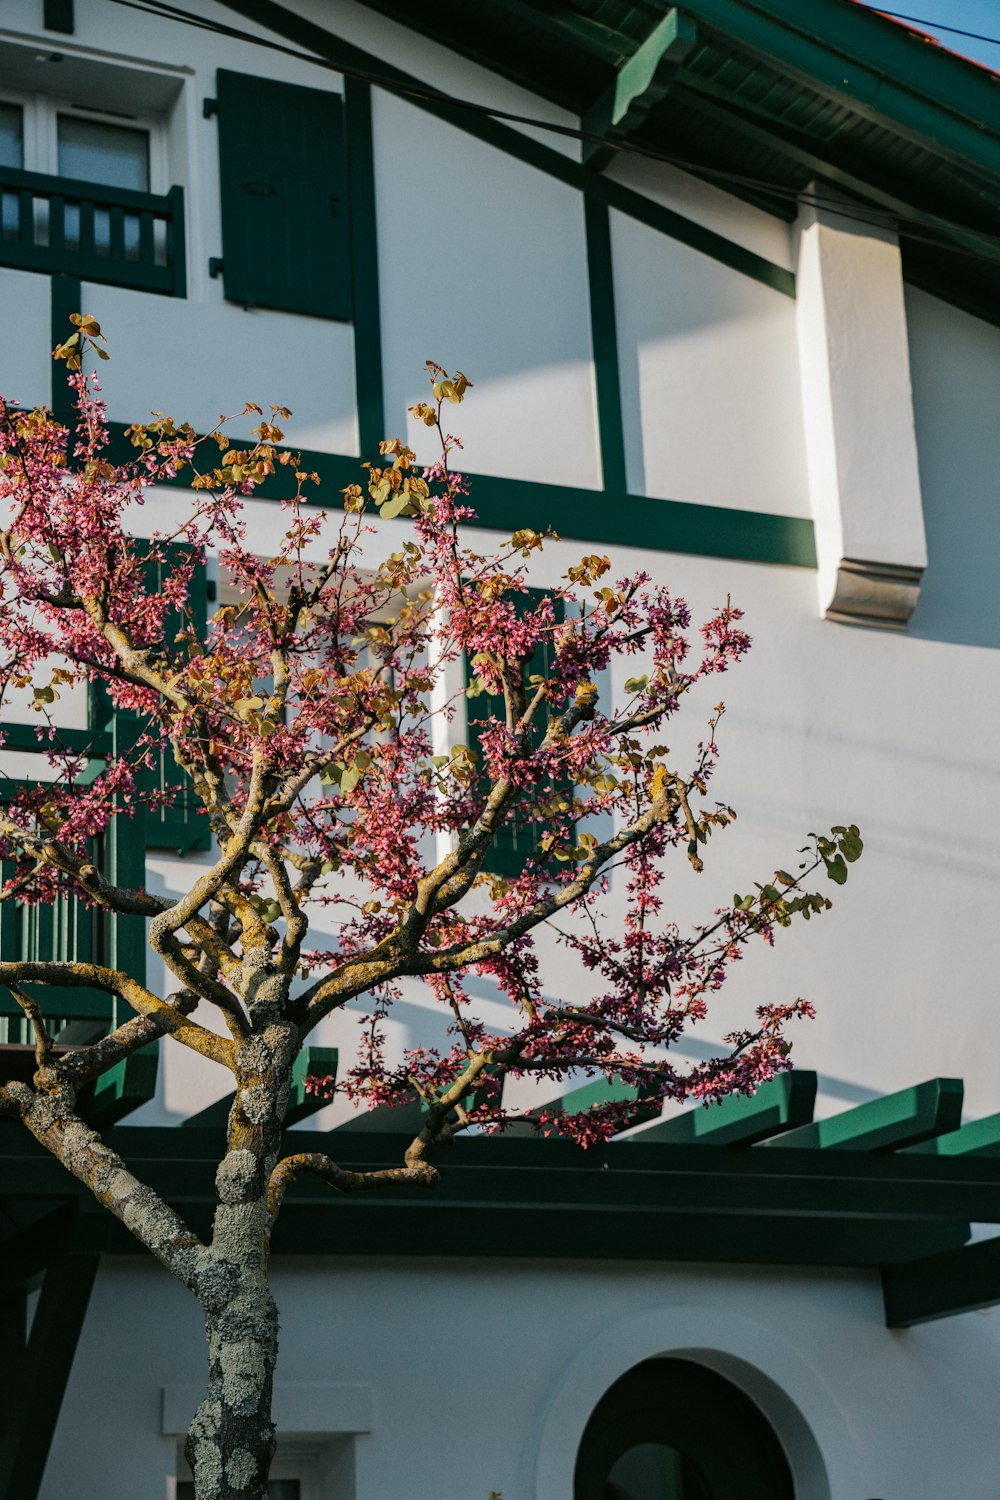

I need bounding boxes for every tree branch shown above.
[0,962,234,1067]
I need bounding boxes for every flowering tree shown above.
[0,320,861,1500]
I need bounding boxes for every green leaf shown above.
[824,854,848,885]
[838,833,863,863]
[340,765,362,795]
[380,495,413,520]
[623,675,648,694]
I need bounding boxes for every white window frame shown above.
[173,1437,344,1500]
[0,85,168,194]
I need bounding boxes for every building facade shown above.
[3,1,1000,1497]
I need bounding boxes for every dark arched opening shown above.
[575,1356,795,1500]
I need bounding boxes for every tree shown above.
[0,319,861,1500]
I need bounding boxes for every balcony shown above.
[0,165,185,296]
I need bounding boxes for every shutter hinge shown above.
[208,258,224,279]
[202,97,218,119]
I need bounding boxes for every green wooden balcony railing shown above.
[0,713,147,1048]
[0,166,186,296]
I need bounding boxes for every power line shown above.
[864,8,1000,48]
[108,0,1000,268]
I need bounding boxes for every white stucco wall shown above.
[372,90,600,488]
[0,267,54,410]
[610,213,810,515]
[82,282,359,454]
[41,1254,1000,1500]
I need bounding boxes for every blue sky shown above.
[856,0,1000,71]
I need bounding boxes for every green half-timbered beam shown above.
[0,724,113,758]
[104,422,816,569]
[759,1077,964,1153]
[50,274,82,430]
[882,1235,1000,1327]
[582,192,627,495]
[344,77,386,458]
[356,0,632,74]
[583,8,698,171]
[633,1070,817,1146]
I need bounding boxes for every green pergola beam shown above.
[903,1110,1000,1158]
[332,1095,425,1134]
[0,1246,98,1500]
[632,1070,816,1146]
[882,1234,1000,1327]
[181,1046,338,1130]
[760,1077,964,1153]
[0,1202,79,1287]
[78,1051,158,1129]
[583,9,698,170]
[333,1066,497,1136]
[502,1075,669,1138]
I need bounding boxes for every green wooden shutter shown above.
[215,70,351,319]
[466,590,569,877]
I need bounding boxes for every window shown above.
[0,102,22,167]
[0,83,183,295]
[0,91,161,189]
[57,114,150,189]
[0,103,22,234]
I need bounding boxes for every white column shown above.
[795,186,926,627]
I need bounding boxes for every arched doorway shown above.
[575,1357,795,1500]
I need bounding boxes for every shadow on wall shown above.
[905,284,1000,650]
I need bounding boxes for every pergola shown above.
[3,1067,1000,1499]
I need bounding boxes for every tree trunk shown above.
[187,1012,299,1499]
[186,1265,279,1500]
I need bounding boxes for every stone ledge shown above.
[825,557,924,630]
